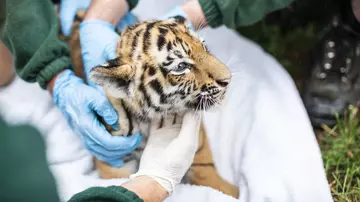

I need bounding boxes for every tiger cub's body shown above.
[63,12,239,198]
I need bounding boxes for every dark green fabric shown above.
[198,0,295,29]
[0,116,143,202]
[127,0,139,11]
[0,0,71,90]
[69,186,144,202]
[0,0,138,90]
[0,117,60,202]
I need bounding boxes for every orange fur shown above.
[59,11,239,198]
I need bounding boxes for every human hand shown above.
[78,16,136,89]
[130,112,201,195]
[78,19,119,89]
[60,0,137,37]
[59,0,91,37]
[52,69,142,167]
[162,2,208,31]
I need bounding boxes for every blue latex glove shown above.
[60,0,91,37]
[60,0,137,37]
[53,69,143,166]
[79,16,137,89]
[161,6,195,31]
[79,20,119,89]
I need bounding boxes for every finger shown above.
[83,118,143,150]
[59,1,78,36]
[90,87,119,132]
[117,13,138,31]
[84,137,134,157]
[90,94,118,126]
[86,145,125,167]
[103,42,118,60]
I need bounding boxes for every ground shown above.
[235,0,360,201]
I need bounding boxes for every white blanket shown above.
[0,0,334,201]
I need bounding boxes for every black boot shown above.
[303,13,360,128]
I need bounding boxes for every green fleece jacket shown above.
[0,116,143,202]
[0,0,294,90]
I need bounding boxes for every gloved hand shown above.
[79,16,137,89]
[53,69,142,167]
[79,20,119,89]
[130,112,201,195]
[59,0,137,37]
[161,5,195,30]
[59,0,91,37]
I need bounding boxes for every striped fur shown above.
[63,12,238,198]
[89,16,231,138]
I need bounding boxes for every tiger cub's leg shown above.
[186,123,239,198]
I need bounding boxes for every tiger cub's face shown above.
[90,16,231,117]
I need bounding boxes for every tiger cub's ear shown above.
[89,57,135,98]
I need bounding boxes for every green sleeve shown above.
[127,0,139,11]
[198,0,295,29]
[68,186,143,202]
[0,0,71,89]
[0,117,60,202]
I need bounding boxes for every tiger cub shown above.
[63,11,239,198]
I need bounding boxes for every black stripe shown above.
[148,65,156,76]
[143,22,156,53]
[131,29,142,53]
[149,79,163,95]
[167,23,178,27]
[149,79,168,104]
[166,26,178,34]
[102,57,121,68]
[162,61,173,66]
[158,27,168,35]
[120,100,133,137]
[173,114,177,124]
[166,42,172,51]
[159,67,168,78]
[159,117,164,128]
[139,74,162,112]
[157,35,166,51]
[175,37,183,44]
[173,50,183,58]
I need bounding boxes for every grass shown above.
[233,0,360,200]
[318,106,360,201]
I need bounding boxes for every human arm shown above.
[0,0,71,90]
[0,41,15,87]
[1,0,142,167]
[70,0,137,88]
[69,112,201,202]
[165,0,295,30]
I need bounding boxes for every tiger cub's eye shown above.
[178,62,188,71]
[171,62,191,75]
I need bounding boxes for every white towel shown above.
[0,0,334,201]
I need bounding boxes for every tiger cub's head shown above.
[89,16,231,118]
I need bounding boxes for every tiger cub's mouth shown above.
[192,89,227,111]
